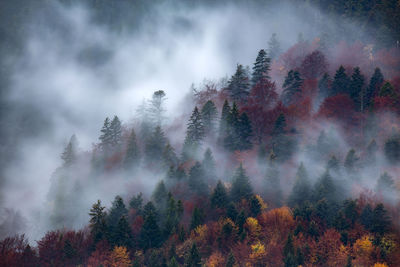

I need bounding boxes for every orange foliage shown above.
[353,235,374,267]
[206,251,225,267]
[258,207,295,238]
[107,246,131,267]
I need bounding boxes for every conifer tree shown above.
[272,113,287,136]
[183,107,205,159]
[202,148,217,182]
[109,116,122,148]
[227,64,250,103]
[379,81,397,99]
[371,203,391,235]
[61,134,78,167]
[140,202,162,249]
[152,180,168,207]
[268,33,281,60]
[344,148,359,173]
[264,151,282,207]
[317,73,331,100]
[365,139,378,164]
[218,100,231,145]
[283,233,296,267]
[251,49,271,86]
[145,126,167,165]
[190,207,205,230]
[365,67,384,108]
[230,164,253,202]
[107,196,128,230]
[210,180,229,209]
[99,117,112,153]
[330,65,350,96]
[288,163,311,207]
[384,134,400,164]
[281,70,303,106]
[124,129,140,169]
[148,90,167,127]
[312,171,337,203]
[129,192,143,213]
[327,155,340,172]
[238,112,253,150]
[188,162,208,196]
[164,194,183,238]
[162,143,178,169]
[349,67,365,111]
[112,216,133,248]
[185,243,201,267]
[224,102,241,151]
[201,100,218,136]
[89,200,107,244]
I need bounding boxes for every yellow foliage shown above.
[380,234,397,256]
[194,224,208,242]
[249,241,266,263]
[245,217,261,238]
[373,263,388,267]
[107,246,132,267]
[353,235,373,257]
[254,195,267,210]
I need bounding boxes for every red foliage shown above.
[0,234,37,267]
[87,240,110,267]
[317,94,356,124]
[193,81,219,107]
[300,50,328,79]
[280,41,313,72]
[373,96,397,113]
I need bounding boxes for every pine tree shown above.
[230,164,253,202]
[365,68,384,109]
[224,102,241,151]
[317,73,331,100]
[371,203,391,235]
[145,126,167,165]
[190,207,205,230]
[251,49,271,86]
[109,115,122,148]
[327,155,340,172]
[237,112,253,150]
[288,163,311,207]
[360,204,373,230]
[210,181,229,209]
[124,129,140,169]
[264,151,282,207]
[89,200,107,244]
[140,202,162,249]
[162,143,178,169]
[99,117,112,153]
[148,90,167,127]
[227,64,250,103]
[183,107,205,159]
[330,65,350,96]
[218,100,231,145]
[188,162,208,196]
[281,70,303,106]
[268,33,281,60]
[185,243,201,267]
[201,100,218,136]
[107,196,128,230]
[202,148,216,182]
[349,67,365,111]
[61,134,78,167]
[164,194,183,238]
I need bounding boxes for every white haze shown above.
[0,0,387,241]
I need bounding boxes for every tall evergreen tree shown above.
[384,134,400,164]
[99,117,112,153]
[371,203,391,235]
[272,113,287,136]
[283,233,296,267]
[201,100,218,136]
[162,143,178,169]
[210,180,229,209]
[330,65,350,96]
[288,163,311,207]
[145,126,167,165]
[183,107,205,159]
[61,134,78,167]
[344,148,359,173]
[312,171,337,203]
[264,151,282,207]
[202,148,217,182]
[251,49,271,86]
[268,33,281,60]
[140,202,162,249]
[107,196,128,229]
[109,116,122,148]
[124,129,140,169]
[227,64,250,103]
[230,164,253,202]
[89,200,107,244]
[378,81,397,99]
[152,180,168,208]
[365,67,384,109]
[237,112,253,150]
[185,243,201,267]
[317,73,331,100]
[148,90,167,127]
[218,100,231,145]
[281,70,303,106]
[224,102,240,151]
[349,67,365,111]
[190,207,205,230]
[188,162,208,196]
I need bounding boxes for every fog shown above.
[0,0,397,242]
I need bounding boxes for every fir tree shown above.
[349,67,365,111]
[168,257,179,267]
[330,65,350,96]
[107,196,128,230]
[344,149,359,173]
[251,49,271,86]
[224,102,241,151]
[237,112,253,150]
[190,207,205,230]
[365,67,384,109]
[185,243,201,267]
[109,116,122,148]
[327,155,340,172]
[210,180,229,209]
[201,100,218,136]
[99,117,112,153]
[218,100,231,145]
[371,203,391,235]
[288,163,311,207]
[230,164,253,202]
[140,202,162,249]
[376,172,395,193]
[272,113,287,136]
[61,134,78,167]
[202,148,217,182]
[124,129,140,169]
[227,64,250,103]
[162,143,178,169]
[317,73,331,99]
[268,33,281,60]
[183,107,205,159]
[379,81,397,99]
[148,90,167,127]
[129,193,143,212]
[264,151,282,207]
[89,200,107,244]
[312,171,337,203]
[152,180,168,207]
[283,233,296,267]
[145,126,167,165]
[112,216,133,248]
[164,194,183,238]
[360,204,373,230]
[188,162,208,196]
[281,70,303,106]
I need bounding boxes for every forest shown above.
[1,0,400,267]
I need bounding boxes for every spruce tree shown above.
[230,164,253,202]
[109,115,122,148]
[201,100,218,136]
[190,207,205,230]
[349,67,365,111]
[185,243,201,267]
[379,81,397,99]
[227,64,250,103]
[312,171,337,203]
[288,163,311,207]
[188,162,208,196]
[317,73,331,99]
[210,180,229,209]
[99,117,112,153]
[224,102,240,151]
[124,129,140,169]
[238,112,253,150]
[330,65,350,96]
[162,143,178,169]
[225,252,236,267]
[112,215,133,248]
[264,151,282,207]
[140,202,162,249]
[107,196,128,230]
[251,49,271,86]
[371,203,391,235]
[152,180,168,207]
[283,233,296,267]
[218,100,231,145]
[145,126,167,165]
[268,33,281,60]
[89,200,107,244]
[183,107,205,159]
[384,134,400,164]
[272,113,286,136]
[202,148,217,182]
[344,149,359,173]
[281,70,303,106]
[61,134,78,167]
[148,90,167,127]
[365,68,384,109]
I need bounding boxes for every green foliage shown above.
[281,70,303,106]
[185,243,201,267]
[190,207,205,230]
[230,164,253,202]
[140,202,162,250]
[124,129,140,169]
[366,68,384,108]
[188,162,208,196]
[227,64,250,103]
[211,181,229,209]
[201,100,218,136]
[371,203,391,235]
[89,200,107,244]
[145,126,167,165]
[344,149,359,173]
[251,49,271,86]
[202,148,217,182]
[330,65,350,96]
[183,106,205,159]
[349,67,365,111]
[288,163,311,207]
[384,134,400,164]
